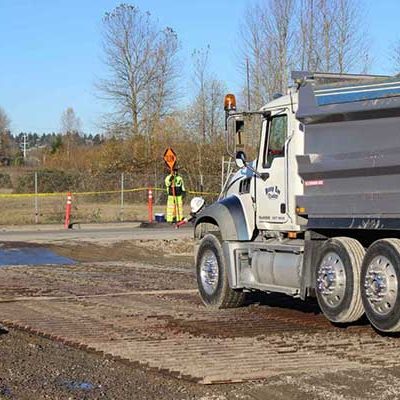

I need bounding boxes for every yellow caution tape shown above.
[0,192,63,198]
[187,190,219,195]
[152,187,219,195]
[0,187,149,198]
[0,187,219,199]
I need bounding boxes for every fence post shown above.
[64,192,72,229]
[148,188,153,222]
[154,166,158,205]
[200,174,204,194]
[120,172,124,222]
[34,172,39,224]
[221,156,224,191]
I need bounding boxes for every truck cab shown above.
[220,89,304,239]
[254,91,303,232]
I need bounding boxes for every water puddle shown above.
[61,380,96,391]
[0,385,12,398]
[0,247,75,266]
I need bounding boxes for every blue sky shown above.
[0,0,399,133]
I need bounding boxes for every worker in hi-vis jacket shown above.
[165,167,185,222]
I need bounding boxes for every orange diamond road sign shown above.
[163,147,177,170]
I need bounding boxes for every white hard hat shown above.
[190,197,205,214]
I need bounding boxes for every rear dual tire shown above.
[361,239,400,333]
[315,237,365,323]
[316,237,400,333]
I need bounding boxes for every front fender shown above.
[195,195,254,241]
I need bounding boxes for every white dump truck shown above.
[193,71,400,332]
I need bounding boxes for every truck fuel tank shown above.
[239,239,304,294]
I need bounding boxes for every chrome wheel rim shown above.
[317,252,347,308]
[200,250,219,295]
[364,255,398,316]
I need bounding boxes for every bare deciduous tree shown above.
[239,4,267,108]
[270,0,296,93]
[0,107,12,160]
[0,107,10,135]
[298,0,322,71]
[60,107,81,159]
[192,47,209,141]
[182,47,226,191]
[98,4,179,137]
[333,0,369,73]
[240,0,296,109]
[61,107,81,135]
[190,47,226,141]
[391,40,400,75]
[240,0,370,108]
[297,0,370,73]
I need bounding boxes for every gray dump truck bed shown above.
[296,78,400,230]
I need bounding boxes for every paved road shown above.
[0,223,193,243]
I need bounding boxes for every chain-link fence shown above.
[0,170,222,225]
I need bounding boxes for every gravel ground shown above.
[0,239,245,400]
[0,328,245,400]
[2,326,400,400]
[1,238,400,399]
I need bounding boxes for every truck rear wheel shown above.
[315,237,365,323]
[196,234,245,309]
[361,239,400,332]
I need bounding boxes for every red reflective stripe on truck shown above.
[304,180,324,187]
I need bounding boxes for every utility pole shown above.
[23,133,27,159]
[246,58,251,112]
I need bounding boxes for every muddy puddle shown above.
[0,247,75,266]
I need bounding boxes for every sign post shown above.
[163,147,178,223]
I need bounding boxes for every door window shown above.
[263,114,287,168]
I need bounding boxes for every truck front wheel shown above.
[196,234,245,309]
[361,239,400,332]
[315,237,365,323]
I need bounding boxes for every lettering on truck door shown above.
[256,111,289,228]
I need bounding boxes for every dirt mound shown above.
[48,238,194,264]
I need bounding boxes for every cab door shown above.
[255,111,289,229]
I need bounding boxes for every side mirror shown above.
[226,116,245,157]
[235,150,247,169]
